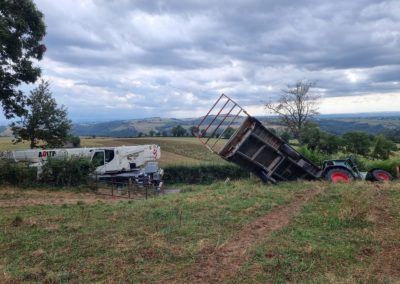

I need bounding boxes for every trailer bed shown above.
[195,94,322,183]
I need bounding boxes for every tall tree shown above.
[171,125,187,137]
[11,80,71,148]
[223,126,235,139]
[0,0,46,118]
[266,81,319,141]
[372,135,397,160]
[342,131,372,157]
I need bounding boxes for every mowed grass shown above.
[1,181,399,282]
[236,181,400,283]
[0,180,311,283]
[0,137,30,150]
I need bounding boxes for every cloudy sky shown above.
[16,0,400,122]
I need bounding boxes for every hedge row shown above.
[0,157,94,187]
[163,164,250,184]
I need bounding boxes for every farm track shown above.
[183,186,323,284]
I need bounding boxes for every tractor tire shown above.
[367,169,393,182]
[324,168,354,183]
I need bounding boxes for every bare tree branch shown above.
[265,81,320,140]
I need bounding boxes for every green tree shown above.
[300,125,321,150]
[171,125,187,137]
[318,132,341,154]
[223,127,235,139]
[268,128,277,135]
[69,135,80,148]
[189,126,198,137]
[279,131,291,142]
[300,123,341,154]
[0,0,46,118]
[11,80,71,148]
[149,130,155,137]
[372,135,398,160]
[342,131,372,156]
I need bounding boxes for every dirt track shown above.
[185,187,323,283]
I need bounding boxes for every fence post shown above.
[145,186,148,200]
[128,178,132,199]
[396,165,400,178]
[95,172,98,191]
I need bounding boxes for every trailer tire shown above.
[325,168,354,183]
[367,169,393,182]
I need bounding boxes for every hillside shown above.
[73,114,400,137]
[1,113,400,138]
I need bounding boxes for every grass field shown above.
[81,137,226,165]
[0,181,399,282]
[0,137,399,282]
[0,137,227,166]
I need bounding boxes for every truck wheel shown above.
[325,168,354,183]
[369,169,393,182]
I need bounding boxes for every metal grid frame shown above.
[193,94,249,153]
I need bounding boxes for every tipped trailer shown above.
[194,94,393,183]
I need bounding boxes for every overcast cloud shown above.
[13,0,400,122]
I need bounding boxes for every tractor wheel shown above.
[325,168,354,183]
[368,169,393,182]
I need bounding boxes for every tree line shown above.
[297,123,397,160]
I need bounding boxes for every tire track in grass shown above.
[184,186,323,283]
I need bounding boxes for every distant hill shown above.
[1,113,400,137]
[318,117,400,135]
[72,117,199,137]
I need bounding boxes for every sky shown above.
[8,0,400,123]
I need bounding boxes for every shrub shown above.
[0,162,37,186]
[40,157,94,187]
[371,135,398,160]
[297,145,330,165]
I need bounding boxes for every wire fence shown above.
[93,177,162,199]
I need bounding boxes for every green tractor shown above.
[322,157,393,182]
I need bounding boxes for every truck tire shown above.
[324,168,354,183]
[367,169,393,182]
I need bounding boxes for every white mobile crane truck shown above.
[0,145,163,187]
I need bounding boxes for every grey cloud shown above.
[23,0,400,121]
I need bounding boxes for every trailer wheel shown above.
[325,168,354,183]
[368,169,393,182]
